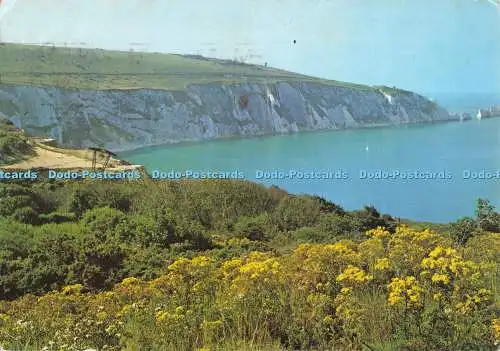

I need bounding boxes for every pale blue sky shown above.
[1,0,499,98]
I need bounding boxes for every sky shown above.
[0,0,499,99]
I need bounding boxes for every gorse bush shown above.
[0,226,497,350]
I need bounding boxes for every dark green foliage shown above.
[475,198,500,233]
[0,178,495,301]
[0,195,34,217]
[0,121,34,164]
[350,205,388,232]
[450,217,477,246]
[11,206,40,225]
[233,214,270,241]
[81,207,127,236]
[447,199,500,246]
[308,195,346,216]
[67,186,100,218]
[290,227,330,243]
[38,211,76,224]
[272,195,322,231]
[0,183,34,197]
[0,183,47,218]
[316,213,363,240]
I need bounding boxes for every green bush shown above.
[67,186,100,218]
[450,216,477,245]
[39,211,77,224]
[350,205,388,232]
[476,199,500,232]
[0,195,34,217]
[0,183,35,197]
[81,206,127,236]
[290,226,329,243]
[272,195,322,231]
[233,214,270,241]
[11,206,40,225]
[316,213,362,239]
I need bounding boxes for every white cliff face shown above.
[0,82,456,152]
[380,90,394,105]
[477,106,500,119]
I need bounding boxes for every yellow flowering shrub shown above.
[221,252,285,297]
[493,318,500,345]
[290,242,361,292]
[374,258,391,271]
[387,226,446,275]
[387,276,423,308]
[366,226,391,239]
[0,226,496,351]
[358,237,385,267]
[62,284,84,295]
[336,265,373,286]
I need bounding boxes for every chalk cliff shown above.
[477,106,500,119]
[0,82,456,152]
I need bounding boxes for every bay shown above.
[119,118,500,223]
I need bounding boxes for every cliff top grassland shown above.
[0,43,383,92]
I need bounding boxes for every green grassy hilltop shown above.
[0,43,378,91]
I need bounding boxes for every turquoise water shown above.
[120,118,500,223]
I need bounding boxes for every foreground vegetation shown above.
[0,178,498,350]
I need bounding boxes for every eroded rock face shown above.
[477,105,500,118]
[0,82,456,152]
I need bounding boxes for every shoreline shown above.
[117,115,500,156]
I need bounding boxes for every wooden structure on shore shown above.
[88,147,117,171]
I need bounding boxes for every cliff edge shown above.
[0,43,457,152]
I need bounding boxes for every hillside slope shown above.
[0,44,457,151]
[0,43,368,91]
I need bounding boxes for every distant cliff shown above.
[477,106,500,119]
[0,82,456,152]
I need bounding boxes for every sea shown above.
[120,108,500,224]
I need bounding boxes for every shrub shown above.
[449,216,477,245]
[233,214,270,241]
[272,195,322,231]
[0,195,34,217]
[11,206,40,225]
[39,211,77,224]
[476,199,500,232]
[81,207,127,238]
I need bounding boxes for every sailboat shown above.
[476,110,482,120]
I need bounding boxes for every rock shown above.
[0,82,457,152]
[477,105,500,119]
